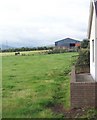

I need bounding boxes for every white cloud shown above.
[0,0,90,46]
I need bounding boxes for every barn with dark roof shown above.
[55,38,80,49]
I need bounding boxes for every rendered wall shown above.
[95,14,97,81]
[90,6,96,81]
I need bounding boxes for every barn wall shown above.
[55,39,80,48]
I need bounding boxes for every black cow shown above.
[15,52,20,55]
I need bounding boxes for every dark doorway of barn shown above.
[70,43,75,48]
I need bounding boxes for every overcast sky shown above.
[0,0,90,47]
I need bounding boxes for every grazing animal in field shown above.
[15,52,20,55]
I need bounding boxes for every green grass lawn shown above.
[0,50,49,56]
[2,52,77,118]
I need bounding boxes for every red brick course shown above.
[70,67,97,108]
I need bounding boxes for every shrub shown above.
[76,49,90,66]
[47,48,67,54]
[81,39,89,48]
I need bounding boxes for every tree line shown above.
[0,39,89,53]
[1,46,54,52]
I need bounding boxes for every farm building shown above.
[55,38,80,48]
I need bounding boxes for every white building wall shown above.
[95,15,97,81]
[90,8,96,80]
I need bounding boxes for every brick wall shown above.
[95,83,97,108]
[70,67,97,108]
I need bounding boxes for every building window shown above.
[92,39,94,62]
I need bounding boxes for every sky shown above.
[0,0,90,47]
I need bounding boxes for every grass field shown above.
[2,52,77,118]
[0,50,49,56]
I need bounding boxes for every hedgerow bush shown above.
[76,48,90,66]
[47,48,67,54]
[47,48,76,54]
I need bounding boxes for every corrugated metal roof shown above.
[55,38,80,43]
[95,1,97,16]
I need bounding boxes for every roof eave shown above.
[87,1,94,39]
